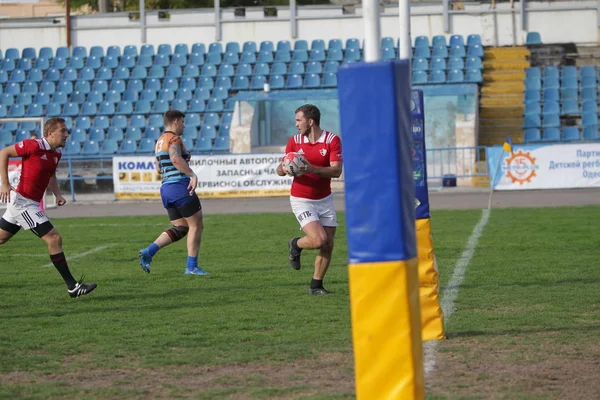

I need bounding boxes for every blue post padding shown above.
[338,60,417,264]
[410,89,430,220]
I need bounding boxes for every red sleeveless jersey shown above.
[14,139,62,202]
[285,131,342,200]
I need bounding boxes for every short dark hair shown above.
[43,117,66,138]
[163,109,186,126]
[295,104,321,126]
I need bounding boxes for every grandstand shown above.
[0,34,486,156]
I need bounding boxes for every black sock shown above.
[291,237,303,253]
[310,279,323,289]
[50,252,76,289]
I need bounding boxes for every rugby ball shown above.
[282,152,308,177]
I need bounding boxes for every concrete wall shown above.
[0,1,597,52]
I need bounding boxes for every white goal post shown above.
[0,117,57,211]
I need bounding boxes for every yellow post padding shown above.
[416,218,446,341]
[348,259,425,400]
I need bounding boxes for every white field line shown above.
[40,244,117,268]
[424,208,491,375]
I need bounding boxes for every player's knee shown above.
[165,225,189,242]
[309,233,328,249]
[43,229,62,246]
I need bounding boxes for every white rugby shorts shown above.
[2,191,49,231]
[290,193,338,229]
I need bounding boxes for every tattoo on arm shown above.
[169,143,182,161]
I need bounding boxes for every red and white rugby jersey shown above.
[14,138,62,203]
[285,130,342,200]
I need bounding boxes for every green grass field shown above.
[1,206,599,399]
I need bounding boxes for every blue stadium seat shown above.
[153,54,169,68]
[223,52,239,65]
[189,53,205,67]
[16,93,32,105]
[429,70,446,83]
[526,32,542,45]
[218,124,230,137]
[79,67,96,81]
[542,128,561,142]
[171,98,188,112]
[183,65,200,78]
[542,101,559,117]
[582,100,597,115]
[93,116,110,130]
[171,53,187,67]
[180,77,197,91]
[523,128,541,142]
[412,70,428,84]
[111,115,128,129]
[148,65,165,79]
[304,73,321,88]
[57,80,74,94]
[582,126,599,140]
[188,99,206,112]
[213,136,229,152]
[523,114,541,128]
[125,127,142,141]
[144,126,161,140]
[250,75,267,90]
[212,86,228,100]
[194,137,212,152]
[467,34,482,47]
[269,74,285,89]
[467,44,483,58]
[107,127,124,141]
[95,67,112,81]
[90,46,104,58]
[429,57,446,71]
[120,55,136,69]
[431,45,448,58]
[33,92,50,106]
[448,69,464,83]
[183,126,198,139]
[166,65,182,79]
[158,43,173,56]
[82,140,100,155]
[158,89,174,101]
[309,49,325,62]
[64,140,81,155]
[286,74,303,89]
[100,139,119,154]
[15,129,30,142]
[200,125,216,140]
[524,102,541,115]
[414,36,429,48]
[62,102,79,117]
[582,112,598,127]
[70,56,85,70]
[115,100,133,115]
[138,138,155,153]
[145,78,161,92]
[232,76,249,90]
[152,99,169,113]
[413,47,430,59]
[175,43,189,55]
[98,101,115,115]
[46,103,62,117]
[52,91,68,104]
[89,128,106,142]
[71,127,87,143]
[542,114,560,128]
[322,72,337,88]
[129,115,146,129]
[243,41,258,53]
[275,50,291,63]
[86,56,102,70]
[119,139,137,154]
[562,127,580,141]
[75,116,91,130]
[202,113,219,127]
[27,68,44,83]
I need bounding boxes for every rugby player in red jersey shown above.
[277,104,343,295]
[0,117,97,298]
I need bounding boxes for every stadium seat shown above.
[64,140,81,155]
[200,125,216,139]
[582,126,599,140]
[145,126,161,140]
[100,139,119,154]
[125,127,142,141]
[183,126,198,139]
[322,72,337,88]
[562,127,580,141]
[188,99,206,112]
[250,75,267,90]
[523,128,541,142]
[542,128,561,142]
[526,32,542,45]
[82,140,100,155]
[194,137,212,152]
[89,128,106,142]
[138,138,155,153]
[213,136,229,152]
[203,113,220,126]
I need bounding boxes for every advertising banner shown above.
[488,143,600,190]
[113,153,293,199]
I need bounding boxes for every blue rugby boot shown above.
[138,249,152,273]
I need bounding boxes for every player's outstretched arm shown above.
[48,173,66,206]
[169,143,197,194]
[0,145,18,204]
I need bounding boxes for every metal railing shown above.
[52,146,489,201]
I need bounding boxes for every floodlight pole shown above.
[399,0,411,61]
[363,0,382,62]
